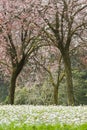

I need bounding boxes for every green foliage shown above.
[73,69,87,105]
[14,87,29,104]
[14,68,87,105]
[0,81,8,103]
[14,81,54,105]
[0,67,87,105]
[57,69,87,105]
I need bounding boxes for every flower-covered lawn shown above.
[0,105,87,127]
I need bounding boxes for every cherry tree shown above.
[0,0,42,104]
[38,0,87,105]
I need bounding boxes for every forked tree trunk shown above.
[62,51,75,105]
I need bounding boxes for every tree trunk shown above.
[54,85,58,105]
[9,57,25,105]
[62,51,75,105]
[9,70,17,105]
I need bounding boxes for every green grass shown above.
[0,123,87,130]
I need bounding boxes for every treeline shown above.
[0,53,87,105]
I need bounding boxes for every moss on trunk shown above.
[62,51,75,105]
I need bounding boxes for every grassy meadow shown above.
[0,105,87,130]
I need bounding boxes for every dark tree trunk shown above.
[9,70,17,105]
[9,57,25,105]
[62,51,75,105]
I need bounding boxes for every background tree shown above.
[34,46,65,105]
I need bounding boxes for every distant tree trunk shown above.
[54,85,58,105]
[62,51,75,105]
